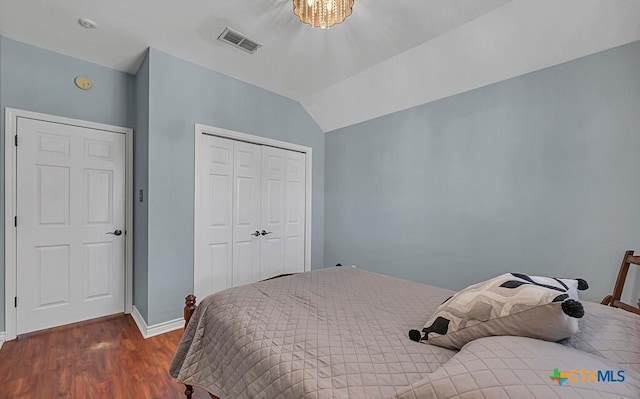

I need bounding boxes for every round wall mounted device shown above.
[74,76,92,90]
[78,18,97,29]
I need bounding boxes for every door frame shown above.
[194,124,313,293]
[4,108,134,340]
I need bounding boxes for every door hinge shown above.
[14,297,17,308]
[14,216,17,227]
[15,135,18,146]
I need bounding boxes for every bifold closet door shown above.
[259,147,286,280]
[259,147,306,279]
[194,135,234,299]
[283,150,306,274]
[232,141,262,286]
[195,134,307,298]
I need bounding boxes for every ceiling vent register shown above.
[218,27,262,54]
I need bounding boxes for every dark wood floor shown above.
[0,314,211,399]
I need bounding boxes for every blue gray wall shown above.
[133,51,150,321]
[0,36,135,331]
[324,40,640,302]
[143,49,325,325]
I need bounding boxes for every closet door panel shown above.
[284,151,306,274]
[259,147,286,280]
[233,141,262,286]
[194,135,233,299]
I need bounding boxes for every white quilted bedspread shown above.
[170,267,640,398]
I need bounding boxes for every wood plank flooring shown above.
[0,314,211,399]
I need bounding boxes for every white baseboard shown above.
[0,331,5,350]
[131,306,183,339]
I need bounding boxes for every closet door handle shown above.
[261,230,272,236]
[251,231,261,237]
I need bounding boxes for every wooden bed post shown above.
[184,294,197,329]
[182,294,220,399]
[184,385,194,399]
[183,295,197,399]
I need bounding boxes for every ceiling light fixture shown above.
[78,18,97,29]
[293,0,354,29]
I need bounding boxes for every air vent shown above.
[218,27,262,54]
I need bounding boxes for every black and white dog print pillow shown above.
[409,273,589,349]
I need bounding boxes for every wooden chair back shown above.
[601,250,640,315]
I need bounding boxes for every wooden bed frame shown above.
[180,273,303,399]
[601,250,640,315]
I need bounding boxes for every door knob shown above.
[106,229,123,236]
[261,230,272,236]
[251,231,261,237]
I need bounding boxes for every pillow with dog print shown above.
[408,273,589,350]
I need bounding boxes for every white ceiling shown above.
[309,0,640,132]
[1,0,639,132]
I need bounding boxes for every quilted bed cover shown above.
[170,267,640,398]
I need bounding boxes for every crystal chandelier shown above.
[293,0,354,29]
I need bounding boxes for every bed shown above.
[170,267,640,398]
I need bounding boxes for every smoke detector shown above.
[78,18,97,29]
[218,27,262,54]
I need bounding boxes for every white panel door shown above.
[232,141,262,286]
[284,151,306,274]
[259,146,286,280]
[16,118,126,334]
[194,135,234,299]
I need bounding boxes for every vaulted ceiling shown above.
[1,0,640,132]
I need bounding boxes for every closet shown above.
[194,132,307,299]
